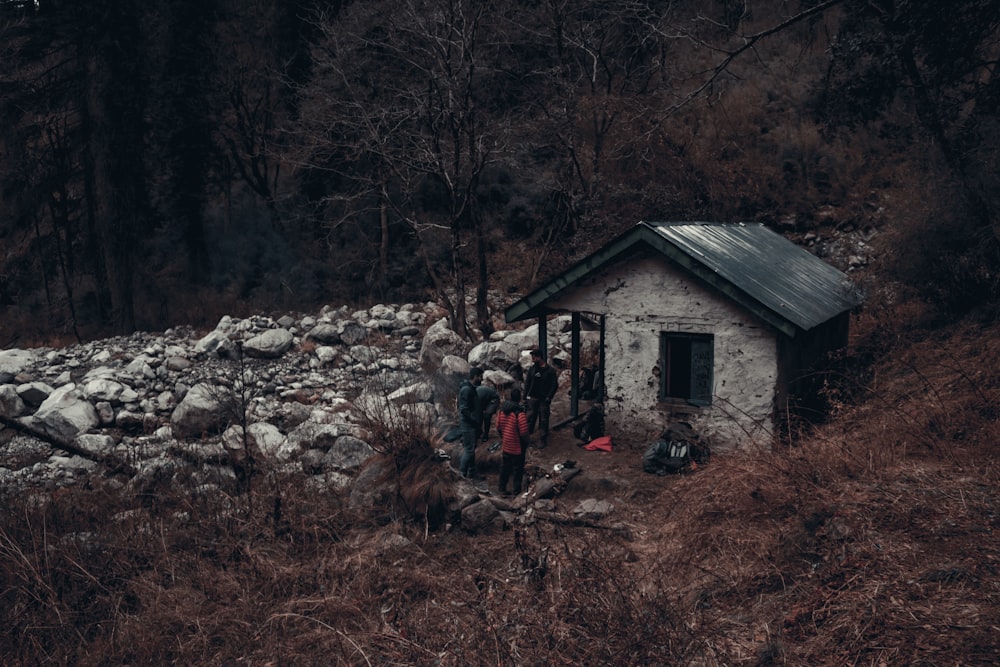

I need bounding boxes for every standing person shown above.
[477,382,501,442]
[457,367,484,479]
[524,348,558,448]
[496,387,529,496]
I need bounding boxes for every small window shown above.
[659,332,713,406]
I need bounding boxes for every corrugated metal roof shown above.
[644,221,861,332]
[504,220,862,336]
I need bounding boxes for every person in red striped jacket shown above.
[496,387,529,496]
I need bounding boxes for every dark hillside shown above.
[1,1,1000,663]
[2,0,997,343]
[1,292,998,664]
[643,308,1000,664]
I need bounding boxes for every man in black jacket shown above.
[457,367,484,478]
[524,348,558,448]
[476,382,500,442]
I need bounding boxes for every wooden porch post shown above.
[537,315,547,360]
[598,314,606,401]
[570,311,580,418]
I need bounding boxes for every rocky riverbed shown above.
[0,302,605,530]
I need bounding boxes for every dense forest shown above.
[3,3,1000,665]
[2,0,999,345]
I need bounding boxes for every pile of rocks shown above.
[0,303,600,529]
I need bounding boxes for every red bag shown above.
[583,435,613,452]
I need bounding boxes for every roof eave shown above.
[504,227,653,323]
[505,223,805,337]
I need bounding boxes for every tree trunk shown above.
[474,204,493,338]
[379,200,389,299]
[451,218,469,339]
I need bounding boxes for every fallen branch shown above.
[530,509,614,530]
[552,413,584,431]
[0,414,135,475]
[486,495,616,530]
[529,465,581,499]
[486,466,583,510]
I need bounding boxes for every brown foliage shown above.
[2,304,1000,665]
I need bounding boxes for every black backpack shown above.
[643,438,692,475]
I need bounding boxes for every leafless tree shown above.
[293,0,514,339]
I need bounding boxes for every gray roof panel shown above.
[644,221,861,332]
[504,220,862,335]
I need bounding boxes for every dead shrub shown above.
[387,453,456,530]
[877,177,1000,318]
[4,300,1000,665]
[297,337,318,355]
[360,426,457,530]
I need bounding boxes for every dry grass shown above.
[3,302,1000,665]
[635,304,1000,665]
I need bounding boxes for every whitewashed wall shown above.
[548,254,778,449]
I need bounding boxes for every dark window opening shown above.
[660,332,713,406]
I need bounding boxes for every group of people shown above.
[456,348,558,496]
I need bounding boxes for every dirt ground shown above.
[464,396,673,507]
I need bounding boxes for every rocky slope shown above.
[0,302,607,528]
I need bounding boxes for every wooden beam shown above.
[537,315,547,359]
[570,311,580,418]
[0,414,135,475]
[598,314,606,401]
